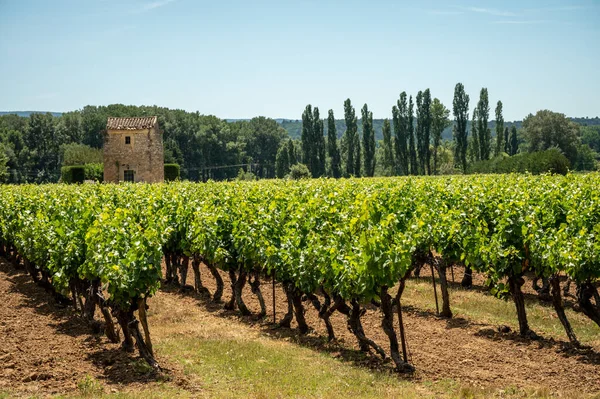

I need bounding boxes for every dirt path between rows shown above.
[1,258,599,397]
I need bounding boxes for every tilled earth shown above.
[1,258,599,397]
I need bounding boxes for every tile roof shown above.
[106,116,157,130]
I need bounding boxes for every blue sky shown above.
[0,0,598,121]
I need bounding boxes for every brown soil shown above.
[0,260,186,397]
[184,262,600,394]
[1,257,599,397]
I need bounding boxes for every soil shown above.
[1,258,599,397]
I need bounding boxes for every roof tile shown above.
[106,116,157,130]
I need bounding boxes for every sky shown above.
[0,0,599,121]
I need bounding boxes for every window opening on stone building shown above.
[124,169,135,182]
[125,136,131,144]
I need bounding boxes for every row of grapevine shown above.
[0,175,599,371]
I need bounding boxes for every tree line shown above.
[284,83,598,178]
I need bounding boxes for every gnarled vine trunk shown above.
[207,262,224,302]
[550,275,578,345]
[249,272,267,318]
[577,282,600,328]
[432,254,452,318]
[278,283,294,328]
[508,274,537,338]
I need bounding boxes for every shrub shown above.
[236,168,256,181]
[164,164,180,181]
[469,149,570,175]
[287,163,311,180]
[61,163,103,183]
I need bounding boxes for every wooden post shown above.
[272,276,276,324]
[397,299,408,363]
[430,263,440,315]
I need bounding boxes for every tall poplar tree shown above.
[510,125,518,156]
[477,88,491,160]
[504,126,510,154]
[408,95,417,175]
[301,104,314,170]
[416,89,432,175]
[343,99,358,176]
[392,92,409,175]
[452,83,470,173]
[353,131,361,177]
[471,107,480,162]
[430,98,451,175]
[327,109,342,178]
[381,118,394,175]
[495,100,504,156]
[313,107,326,177]
[361,104,376,177]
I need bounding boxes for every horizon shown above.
[1,0,599,121]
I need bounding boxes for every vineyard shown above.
[1,175,599,376]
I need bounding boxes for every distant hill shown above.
[0,111,62,117]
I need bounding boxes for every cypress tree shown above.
[275,141,290,178]
[504,126,510,154]
[408,95,417,175]
[495,100,504,156]
[381,118,394,175]
[287,138,297,165]
[327,109,342,178]
[353,130,361,177]
[361,104,376,177]
[301,104,314,171]
[430,98,451,175]
[415,91,424,175]
[510,126,518,155]
[477,88,491,160]
[393,92,409,175]
[343,99,358,176]
[471,107,480,161]
[452,83,470,173]
[312,107,326,177]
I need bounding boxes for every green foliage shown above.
[452,83,470,173]
[343,99,359,177]
[476,88,491,160]
[430,98,451,175]
[381,119,394,176]
[361,104,376,177]
[287,163,311,180]
[0,149,8,183]
[415,89,432,175]
[469,149,570,175]
[407,96,417,174]
[61,143,102,166]
[61,164,102,183]
[573,144,598,171]
[495,101,504,157]
[392,92,409,175]
[300,105,326,177]
[164,163,180,181]
[327,110,342,178]
[236,168,256,181]
[522,110,579,162]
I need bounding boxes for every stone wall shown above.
[103,125,164,183]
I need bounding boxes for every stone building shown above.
[103,116,164,183]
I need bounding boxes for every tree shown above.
[353,129,361,177]
[312,107,327,177]
[430,98,451,175]
[392,92,409,175]
[471,107,480,162]
[509,126,518,156]
[408,96,417,175]
[287,139,298,165]
[415,89,432,175]
[381,119,394,175]
[495,101,504,156]
[61,143,102,166]
[522,110,579,163]
[343,99,358,176]
[0,147,8,183]
[327,110,342,178]
[275,141,291,178]
[452,83,470,173]
[477,88,491,160]
[504,126,510,154]
[301,105,314,174]
[361,104,376,177]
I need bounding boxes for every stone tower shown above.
[103,116,164,183]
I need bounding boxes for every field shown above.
[0,175,599,398]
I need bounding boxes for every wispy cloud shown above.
[492,20,551,25]
[464,7,519,17]
[140,0,176,12]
